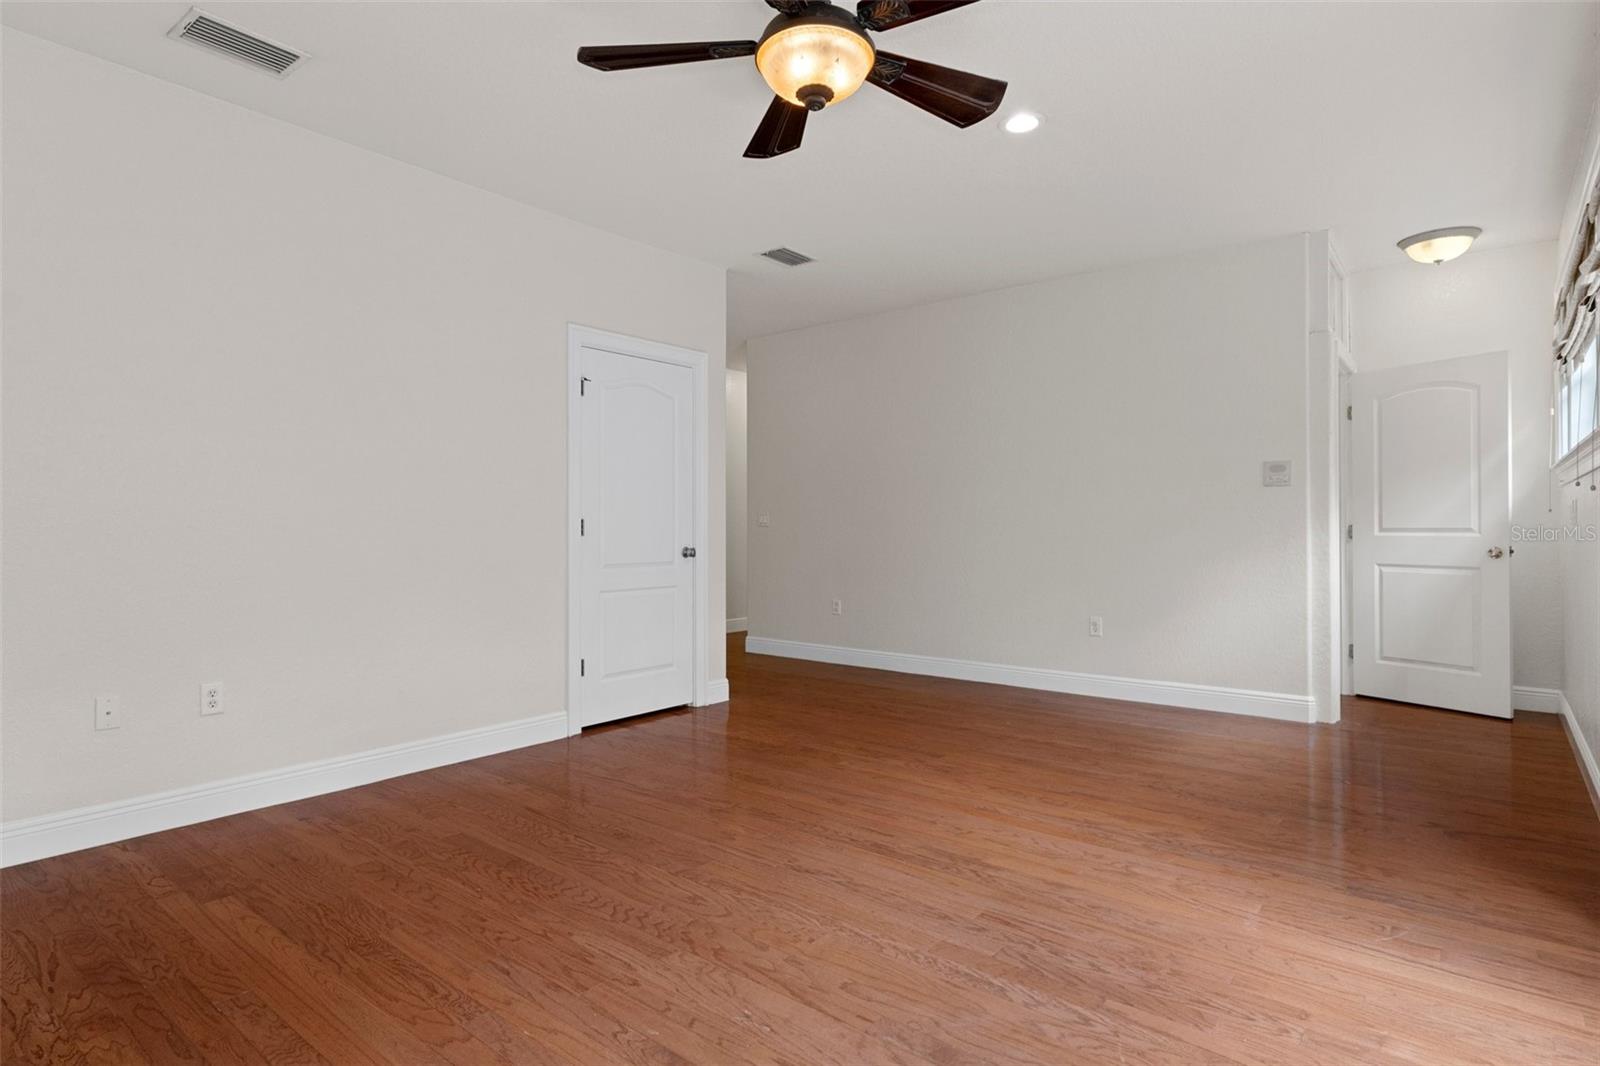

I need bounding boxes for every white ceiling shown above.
[6,2,1598,347]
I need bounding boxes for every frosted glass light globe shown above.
[756,22,875,111]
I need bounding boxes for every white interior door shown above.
[578,345,695,726]
[1350,352,1510,717]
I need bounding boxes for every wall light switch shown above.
[95,695,121,731]
[1089,616,1104,638]
[1262,460,1292,487]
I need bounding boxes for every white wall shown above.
[726,366,749,630]
[1555,79,1600,788]
[0,32,727,824]
[748,236,1317,711]
[1350,242,1563,695]
[1560,475,1599,787]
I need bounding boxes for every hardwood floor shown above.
[5,635,1599,1064]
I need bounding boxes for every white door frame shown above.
[1338,354,1355,697]
[566,324,711,737]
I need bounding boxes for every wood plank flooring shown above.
[5,635,1599,1064]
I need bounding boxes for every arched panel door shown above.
[1350,352,1510,717]
[578,346,695,726]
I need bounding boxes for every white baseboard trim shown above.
[727,617,748,633]
[1513,685,1563,714]
[0,712,567,868]
[701,678,730,704]
[745,637,1315,724]
[1556,691,1600,819]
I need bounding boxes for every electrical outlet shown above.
[1089,616,1104,637]
[757,512,771,527]
[831,598,843,616]
[200,682,224,716]
[94,695,121,731]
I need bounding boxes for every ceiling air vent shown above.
[759,247,814,267]
[168,8,305,77]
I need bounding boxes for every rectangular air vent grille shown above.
[760,247,814,267]
[170,9,304,76]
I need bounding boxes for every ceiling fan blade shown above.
[856,0,979,32]
[764,0,814,12]
[866,51,1006,128]
[744,96,808,159]
[576,41,757,71]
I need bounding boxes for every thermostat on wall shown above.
[1262,460,1292,487]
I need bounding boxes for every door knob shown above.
[682,547,697,558]
[1486,547,1504,559]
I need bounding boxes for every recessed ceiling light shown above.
[1003,112,1041,134]
[1397,226,1482,265]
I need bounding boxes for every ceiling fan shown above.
[577,0,1007,159]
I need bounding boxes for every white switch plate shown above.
[1089,616,1104,637]
[1262,460,1292,487]
[757,512,771,527]
[95,695,121,731]
[200,682,224,716]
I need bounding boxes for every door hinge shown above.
[1346,404,1352,421]
[1346,523,1353,541]
[580,376,591,396]
[580,658,585,677]
[1348,643,1354,660]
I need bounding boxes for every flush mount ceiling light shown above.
[1002,111,1040,134]
[576,0,1008,159]
[1398,226,1482,265]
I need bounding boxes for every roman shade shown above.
[1556,170,1600,366]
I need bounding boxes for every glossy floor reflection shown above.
[4,635,1598,1064]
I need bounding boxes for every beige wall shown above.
[747,236,1314,703]
[1,32,728,822]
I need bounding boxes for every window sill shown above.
[1554,431,1600,484]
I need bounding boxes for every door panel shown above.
[580,346,695,726]
[1351,353,1510,717]
[601,586,678,676]
[600,382,679,567]
[1376,565,1479,670]
[1377,385,1479,533]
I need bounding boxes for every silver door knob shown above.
[1486,547,1504,559]
[682,547,697,558]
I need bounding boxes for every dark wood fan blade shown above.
[576,41,757,71]
[866,51,1006,127]
[765,0,814,12]
[856,0,979,32]
[744,96,808,159]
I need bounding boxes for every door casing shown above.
[566,324,711,736]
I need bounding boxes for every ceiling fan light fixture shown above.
[1397,226,1482,265]
[756,14,875,111]
[576,0,1008,159]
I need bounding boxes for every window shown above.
[1556,330,1599,462]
